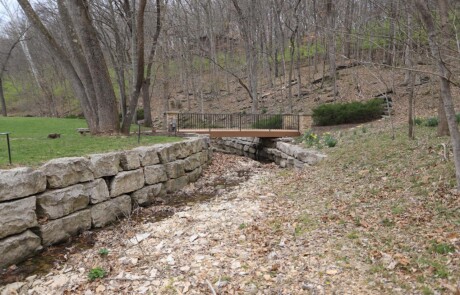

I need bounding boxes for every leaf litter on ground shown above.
[0,123,459,295]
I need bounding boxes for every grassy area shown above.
[270,123,459,293]
[0,117,181,168]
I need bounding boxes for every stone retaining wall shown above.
[212,137,325,169]
[0,137,212,269]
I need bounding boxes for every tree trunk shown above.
[326,0,338,99]
[4,3,58,118]
[18,0,120,133]
[142,0,162,127]
[403,9,412,86]
[436,0,450,137]
[408,71,416,139]
[142,79,152,127]
[0,78,6,116]
[120,0,148,134]
[415,0,460,189]
[67,0,121,133]
[162,49,170,128]
[231,0,259,113]
[344,0,353,58]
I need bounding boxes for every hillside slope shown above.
[151,61,460,129]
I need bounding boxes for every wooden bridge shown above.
[175,113,302,138]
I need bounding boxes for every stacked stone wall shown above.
[211,137,325,169]
[0,137,212,269]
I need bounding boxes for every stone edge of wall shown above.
[211,137,326,169]
[0,136,212,269]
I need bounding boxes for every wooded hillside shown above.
[0,0,458,132]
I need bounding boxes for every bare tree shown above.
[231,0,259,113]
[414,0,460,189]
[18,0,120,134]
[0,33,23,116]
[142,0,163,127]
[326,0,338,100]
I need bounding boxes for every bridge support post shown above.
[298,113,313,135]
[165,111,179,134]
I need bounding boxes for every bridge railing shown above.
[177,113,300,131]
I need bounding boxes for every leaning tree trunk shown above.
[415,0,460,189]
[18,0,120,134]
[67,0,120,134]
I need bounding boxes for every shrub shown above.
[456,113,460,123]
[312,99,384,126]
[414,117,424,126]
[423,117,438,127]
[98,248,109,256]
[88,267,106,281]
[323,133,338,147]
[252,115,283,129]
[136,108,145,121]
[65,114,85,119]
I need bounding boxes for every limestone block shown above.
[109,169,144,197]
[164,160,186,179]
[184,153,202,172]
[199,150,209,165]
[39,210,91,246]
[91,195,132,228]
[41,157,94,189]
[89,152,121,178]
[188,139,203,154]
[0,168,46,202]
[0,196,38,239]
[276,142,326,165]
[165,175,188,193]
[176,141,195,159]
[233,143,243,151]
[131,184,163,206]
[280,157,296,169]
[0,230,42,269]
[156,144,170,164]
[188,167,202,183]
[157,143,181,163]
[207,148,213,162]
[37,185,89,220]
[133,146,160,166]
[198,137,210,151]
[120,150,141,170]
[83,179,110,204]
[144,165,168,185]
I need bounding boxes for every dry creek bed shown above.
[2,151,454,295]
[0,153,295,294]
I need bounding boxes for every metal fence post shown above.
[239,114,242,131]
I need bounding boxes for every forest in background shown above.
[0,0,458,130]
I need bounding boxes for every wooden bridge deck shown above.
[178,129,301,138]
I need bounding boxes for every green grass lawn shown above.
[0,117,181,168]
